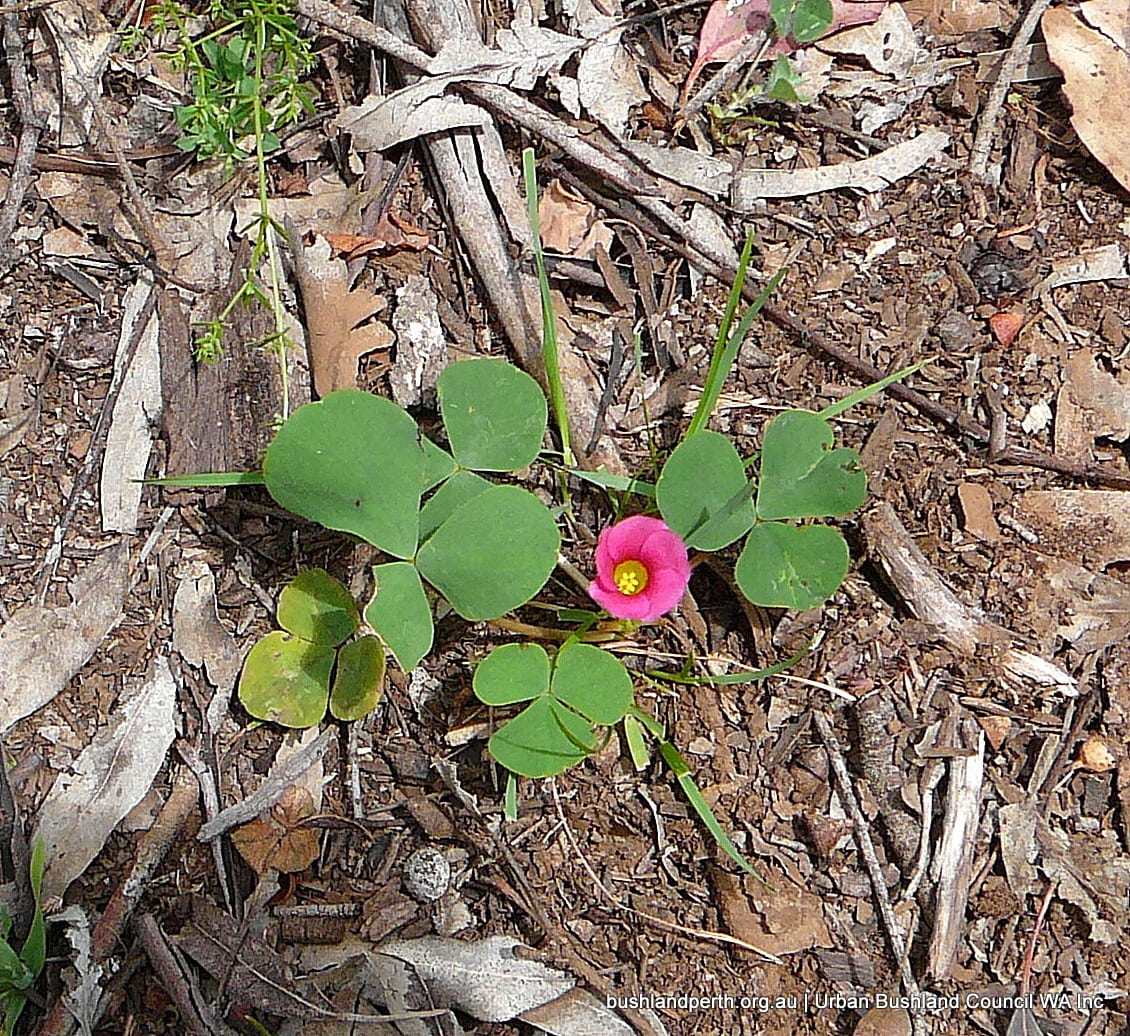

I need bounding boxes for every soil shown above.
[2,2,1130,1036]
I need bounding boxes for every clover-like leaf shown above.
[263,390,424,558]
[756,410,866,520]
[437,359,547,471]
[277,569,359,646]
[657,431,755,550]
[473,643,551,707]
[365,562,433,672]
[487,697,593,778]
[416,485,560,620]
[550,642,633,726]
[329,635,385,721]
[734,521,849,609]
[419,470,493,544]
[238,631,334,728]
[421,435,457,492]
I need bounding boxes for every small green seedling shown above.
[0,839,46,1036]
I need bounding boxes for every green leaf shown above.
[768,0,794,36]
[659,740,767,882]
[488,697,592,778]
[793,0,833,41]
[437,359,547,471]
[0,936,31,989]
[474,643,551,706]
[144,470,265,487]
[735,521,849,609]
[657,431,755,549]
[417,485,560,621]
[419,470,493,543]
[20,841,45,979]
[264,390,424,559]
[818,359,929,420]
[329,635,385,721]
[365,562,434,672]
[277,569,359,646]
[560,466,656,498]
[756,410,866,520]
[551,642,633,726]
[238,631,334,728]
[766,55,804,102]
[421,435,458,491]
[622,713,650,770]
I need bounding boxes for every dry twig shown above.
[969,0,1055,181]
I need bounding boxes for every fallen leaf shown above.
[1043,3,1130,193]
[685,0,888,97]
[100,273,162,534]
[176,895,321,1019]
[988,310,1025,347]
[290,231,394,396]
[956,482,1000,542]
[903,0,1004,34]
[0,542,130,733]
[1054,350,1130,461]
[38,0,115,145]
[565,0,648,138]
[733,129,949,205]
[1076,734,1117,773]
[538,179,597,254]
[42,226,93,257]
[323,212,429,260]
[33,654,177,902]
[230,785,320,875]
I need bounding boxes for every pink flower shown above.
[588,516,691,622]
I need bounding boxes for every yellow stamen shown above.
[613,559,648,596]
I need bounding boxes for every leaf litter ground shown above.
[3,1,1130,1034]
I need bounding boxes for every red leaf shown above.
[684,0,889,98]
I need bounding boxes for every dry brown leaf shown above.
[1054,350,1130,461]
[323,211,429,260]
[902,0,1004,34]
[291,231,394,396]
[1076,734,1117,773]
[34,654,177,902]
[230,785,320,875]
[956,482,1000,542]
[538,179,597,254]
[1044,4,1130,194]
[988,310,1025,347]
[0,542,130,733]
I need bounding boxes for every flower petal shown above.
[637,566,690,618]
[589,580,664,621]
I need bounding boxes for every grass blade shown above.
[522,148,573,466]
[818,358,932,420]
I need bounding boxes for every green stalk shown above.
[250,0,291,417]
[687,232,784,437]
[522,148,573,466]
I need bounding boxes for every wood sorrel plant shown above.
[161,156,918,876]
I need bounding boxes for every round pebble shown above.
[402,846,451,903]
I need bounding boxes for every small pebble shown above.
[402,846,451,903]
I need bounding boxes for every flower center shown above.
[613,559,648,596]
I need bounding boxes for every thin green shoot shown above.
[504,772,518,821]
[142,470,265,487]
[688,231,785,436]
[522,148,574,468]
[648,648,806,686]
[658,741,770,885]
[818,358,932,420]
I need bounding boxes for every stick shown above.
[969,0,1054,181]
